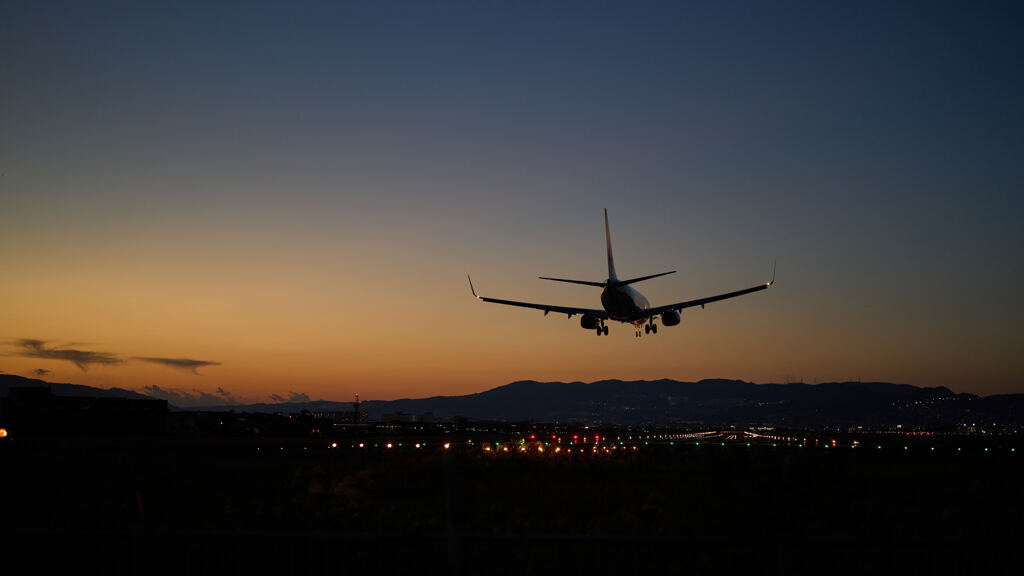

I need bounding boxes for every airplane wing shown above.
[468,276,609,319]
[641,263,776,319]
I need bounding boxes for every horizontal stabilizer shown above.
[539,276,607,287]
[612,270,676,287]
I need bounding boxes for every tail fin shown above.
[604,208,618,281]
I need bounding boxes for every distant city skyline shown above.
[2,1,1022,401]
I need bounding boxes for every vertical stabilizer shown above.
[604,208,618,281]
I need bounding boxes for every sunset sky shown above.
[2,1,1022,404]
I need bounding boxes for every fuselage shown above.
[600,281,650,321]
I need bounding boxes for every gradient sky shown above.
[2,1,1022,404]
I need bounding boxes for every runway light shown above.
[386,443,392,449]
[444,443,451,450]
[415,443,421,449]
[358,443,364,448]
[330,442,337,449]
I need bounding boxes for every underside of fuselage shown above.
[601,283,650,322]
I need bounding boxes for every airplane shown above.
[468,209,774,337]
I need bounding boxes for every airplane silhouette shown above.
[469,209,774,337]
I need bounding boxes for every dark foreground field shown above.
[5,432,1022,575]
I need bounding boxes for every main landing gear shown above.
[635,321,658,337]
[595,321,609,336]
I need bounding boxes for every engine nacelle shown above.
[661,310,681,326]
[580,314,602,330]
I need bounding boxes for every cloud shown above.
[17,339,122,371]
[34,368,53,377]
[269,394,286,403]
[142,385,236,408]
[134,357,221,374]
[216,387,237,404]
[288,391,310,403]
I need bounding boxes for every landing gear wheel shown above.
[596,328,602,336]
[602,326,609,335]
[652,324,657,334]
[644,324,651,334]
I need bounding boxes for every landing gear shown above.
[639,321,658,337]
[595,323,609,336]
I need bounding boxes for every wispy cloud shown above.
[17,339,122,371]
[267,391,310,404]
[134,357,221,374]
[142,385,236,407]
[216,387,237,404]
[34,368,53,377]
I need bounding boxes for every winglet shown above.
[467,274,480,298]
[767,260,776,286]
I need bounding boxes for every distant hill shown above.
[187,379,1021,428]
[0,374,153,401]
[3,374,1019,427]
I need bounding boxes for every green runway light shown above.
[877,445,882,450]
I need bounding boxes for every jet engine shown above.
[580,314,602,330]
[661,310,681,326]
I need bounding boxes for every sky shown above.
[2,1,1022,404]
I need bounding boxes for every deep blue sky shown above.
[2,1,1022,400]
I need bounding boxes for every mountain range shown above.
[3,374,1021,428]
